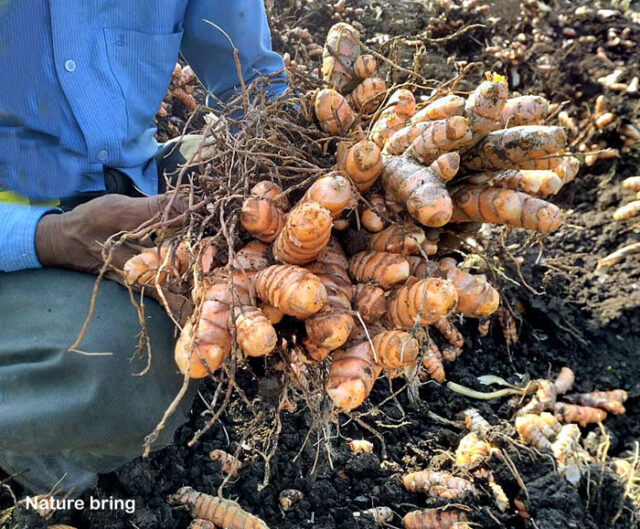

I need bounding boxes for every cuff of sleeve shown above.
[0,204,60,272]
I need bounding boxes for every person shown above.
[0,0,285,494]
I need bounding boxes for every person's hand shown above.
[35,194,192,322]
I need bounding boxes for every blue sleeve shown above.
[0,203,57,272]
[181,0,286,103]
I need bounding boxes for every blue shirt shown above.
[0,0,285,271]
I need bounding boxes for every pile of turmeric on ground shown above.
[123,22,582,413]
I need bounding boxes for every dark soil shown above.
[3,1,640,529]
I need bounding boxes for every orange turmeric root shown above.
[464,72,509,145]
[340,139,384,191]
[468,169,564,197]
[234,306,277,357]
[254,265,327,319]
[402,508,468,529]
[354,54,377,79]
[353,283,387,323]
[382,153,459,227]
[349,251,411,288]
[567,390,627,415]
[455,432,499,466]
[251,180,290,210]
[322,22,361,92]
[614,200,640,221]
[402,470,475,499]
[554,402,607,426]
[433,319,464,361]
[515,413,558,451]
[234,240,270,272]
[462,408,491,437]
[553,367,575,395]
[167,487,269,529]
[124,246,178,286]
[301,172,353,218]
[372,330,419,369]
[411,94,466,124]
[314,88,356,135]
[273,201,332,265]
[371,222,426,255]
[209,449,242,476]
[464,126,567,171]
[387,278,458,328]
[326,341,382,410]
[420,341,445,382]
[174,300,232,378]
[361,195,389,232]
[369,89,416,148]
[500,95,549,127]
[438,258,500,318]
[347,77,387,113]
[384,117,471,163]
[305,240,354,350]
[450,185,562,232]
[240,196,285,243]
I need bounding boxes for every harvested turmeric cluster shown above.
[124,22,580,414]
[514,366,628,484]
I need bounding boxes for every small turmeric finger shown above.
[234,306,277,357]
[402,470,475,499]
[255,265,327,319]
[387,278,458,328]
[613,200,640,221]
[438,258,500,318]
[411,94,466,124]
[301,172,353,218]
[371,222,426,255]
[347,77,387,112]
[455,432,498,466]
[322,22,361,92]
[361,195,389,232]
[464,126,567,171]
[465,72,509,144]
[568,390,627,415]
[468,169,563,197]
[315,88,356,135]
[341,139,384,191]
[251,180,289,210]
[167,487,269,529]
[420,341,445,382]
[451,185,562,232]
[326,341,382,410]
[273,202,332,265]
[372,330,419,369]
[402,508,467,529]
[500,95,549,127]
[622,176,640,191]
[349,251,410,289]
[210,449,242,476]
[124,247,178,286]
[433,319,464,361]
[174,300,232,378]
[553,367,575,395]
[354,54,377,79]
[515,414,554,451]
[554,402,607,426]
[240,196,285,242]
[353,283,387,323]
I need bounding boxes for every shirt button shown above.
[64,59,76,72]
[97,150,108,162]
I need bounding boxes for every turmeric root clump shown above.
[167,487,269,529]
[255,265,327,319]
